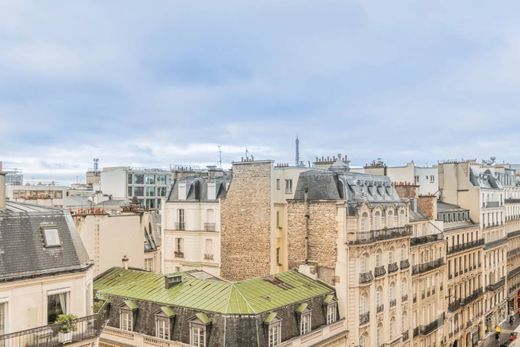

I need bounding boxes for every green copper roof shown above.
[94,268,334,315]
[263,312,278,324]
[123,299,138,310]
[160,306,176,318]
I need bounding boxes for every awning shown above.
[123,300,138,310]
[264,312,278,324]
[160,306,176,318]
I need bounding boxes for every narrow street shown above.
[482,317,520,346]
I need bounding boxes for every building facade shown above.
[94,267,347,347]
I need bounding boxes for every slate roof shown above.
[437,201,466,212]
[0,201,92,282]
[293,168,401,203]
[470,169,502,189]
[94,267,334,315]
[167,175,229,202]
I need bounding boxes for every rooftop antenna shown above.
[245,147,249,159]
[218,145,222,168]
[295,136,300,167]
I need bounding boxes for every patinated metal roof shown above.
[94,267,334,315]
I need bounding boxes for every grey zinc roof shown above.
[167,175,229,202]
[437,201,467,212]
[0,202,92,282]
[470,169,502,189]
[293,168,401,204]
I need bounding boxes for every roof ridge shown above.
[232,282,257,314]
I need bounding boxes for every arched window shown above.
[400,244,406,260]
[387,210,394,228]
[402,311,408,331]
[360,212,369,232]
[389,247,395,263]
[390,317,396,339]
[389,282,396,302]
[360,253,369,273]
[399,209,406,226]
[401,280,407,298]
[377,323,383,346]
[376,287,383,306]
[374,211,381,230]
[360,293,368,314]
[376,249,383,267]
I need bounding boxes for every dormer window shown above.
[189,313,210,347]
[156,306,175,340]
[264,312,282,347]
[296,303,312,335]
[42,227,61,247]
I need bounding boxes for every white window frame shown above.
[300,310,312,335]
[190,322,206,347]
[46,289,70,324]
[268,318,282,347]
[155,315,170,340]
[327,301,337,324]
[120,308,133,331]
[0,300,7,335]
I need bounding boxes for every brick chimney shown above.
[394,182,418,199]
[417,195,437,220]
[0,161,5,209]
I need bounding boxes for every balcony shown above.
[400,259,410,270]
[449,288,483,312]
[412,258,444,275]
[374,266,386,278]
[505,198,520,204]
[485,237,507,249]
[413,327,419,337]
[204,223,216,232]
[487,277,505,292]
[359,312,370,325]
[402,294,408,302]
[410,233,443,246]
[402,331,409,341]
[419,313,444,336]
[388,262,399,273]
[174,251,184,258]
[390,299,396,307]
[447,239,484,254]
[203,253,214,261]
[0,313,105,347]
[377,304,384,313]
[359,271,374,284]
[347,226,412,245]
[508,247,520,259]
[484,201,501,208]
[174,222,185,231]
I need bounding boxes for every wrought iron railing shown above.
[412,258,444,275]
[359,271,374,284]
[0,313,105,347]
[448,239,484,254]
[347,226,412,244]
[204,223,216,232]
[411,233,443,246]
[374,266,386,277]
[400,259,410,270]
[359,312,370,325]
[486,277,505,291]
[388,262,398,273]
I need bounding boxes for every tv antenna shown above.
[218,145,222,168]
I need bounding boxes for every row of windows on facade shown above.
[359,209,407,232]
[439,210,470,224]
[415,175,436,184]
[12,190,64,199]
[482,211,505,228]
[447,231,480,248]
[133,198,162,210]
[481,192,504,206]
[359,245,407,271]
[448,252,482,277]
[275,179,293,194]
[174,237,214,259]
[128,186,168,197]
[127,174,169,185]
[175,209,216,231]
[119,302,338,347]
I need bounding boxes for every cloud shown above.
[0,0,520,183]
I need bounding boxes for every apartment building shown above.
[0,170,103,346]
[439,202,484,347]
[439,160,508,335]
[100,167,171,210]
[362,160,438,196]
[162,167,228,276]
[94,267,347,347]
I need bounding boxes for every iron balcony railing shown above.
[410,233,443,246]
[484,201,501,208]
[401,295,408,302]
[204,223,216,232]
[508,248,520,259]
[485,237,507,249]
[374,266,386,278]
[390,299,396,307]
[359,312,370,325]
[486,277,505,291]
[377,304,384,313]
[400,259,410,270]
[448,288,483,312]
[203,253,214,261]
[447,239,484,254]
[174,251,184,258]
[412,258,444,275]
[388,262,399,273]
[174,222,185,231]
[0,313,105,347]
[402,331,409,341]
[347,226,412,245]
[359,271,374,284]
[505,198,520,204]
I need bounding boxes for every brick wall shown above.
[417,195,437,220]
[287,200,338,284]
[394,183,418,199]
[220,161,273,280]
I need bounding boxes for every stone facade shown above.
[220,160,273,280]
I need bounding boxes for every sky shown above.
[1,1,520,184]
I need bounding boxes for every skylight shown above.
[43,228,61,247]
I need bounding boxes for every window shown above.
[127,174,133,184]
[360,212,369,232]
[327,302,337,324]
[205,239,213,261]
[276,247,281,265]
[360,253,369,273]
[127,186,133,197]
[134,186,144,196]
[390,317,396,339]
[359,293,368,314]
[177,209,185,230]
[156,316,170,340]
[376,249,383,267]
[276,211,281,228]
[145,174,155,184]
[389,247,394,263]
[175,238,184,258]
[144,258,153,271]
[47,292,68,324]
[190,322,206,347]
[0,302,6,335]
[359,333,368,347]
[146,186,155,197]
[276,179,280,190]
[268,319,282,347]
[157,187,167,196]
[43,228,61,247]
[376,287,383,306]
[285,179,293,194]
[157,175,167,185]
[374,211,381,230]
[300,310,311,335]
[134,174,144,184]
[377,323,383,346]
[120,309,133,331]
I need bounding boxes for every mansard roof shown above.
[167,175,229,202]
[0,201,92,282]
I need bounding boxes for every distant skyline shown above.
[1,1,520,184]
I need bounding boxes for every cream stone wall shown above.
[0,269,93,333]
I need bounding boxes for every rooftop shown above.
[94,267,334,315]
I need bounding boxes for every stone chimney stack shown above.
[0,161,6,209]
[394,182,418,199]
[417,195,437,220]
[122,255,129,269]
